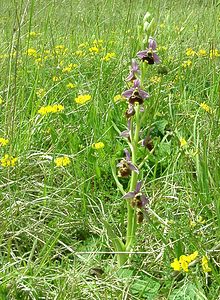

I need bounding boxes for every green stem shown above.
[125,105,141,250]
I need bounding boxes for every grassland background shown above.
[0,0,220,299]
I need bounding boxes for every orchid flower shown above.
[122,79,149,105]
[137,37,160,64]
[117,149,139,177]
[125,59,140,81]
[123,181,149,208]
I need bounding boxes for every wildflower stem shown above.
[126,104,141,251]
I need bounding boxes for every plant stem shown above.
[125,104,141,251]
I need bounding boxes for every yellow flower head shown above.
[186,48,196,57]
[75,94,91,105]
[27,48,37,57]
[170,258,181,271]
[150,76,161,84]
[201,256,211,273]
[113,94,123,102]
[89,46,99,54]
[209,49,220,59]
[38,104,64,116]
[180,259,189,272]
[171,251,199,273]
[29,31,38,38]
[189,251,199,261]
[200,102,211,113]
[102,52,116,62]
[54,45,68,54]
[179,137,187,147]
[0,154,18,167]
[181,60,192,68]
[66,83,76,89]
[52,76,61,82]
[92,142,105,150]
[54,156,71,167]
[75,50,85,57]
[0,138,9,146]
[197,49,207,57]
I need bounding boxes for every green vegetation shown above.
[0,0,220,299]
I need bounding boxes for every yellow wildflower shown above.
[190,220,197,228]
[189,251,199,261]
[0,138,9,146]
[181,60,192,68]
[66,83,76,89]
[197,49,207,57]
[54,156,71,167]
[150,76,161,84]
[179,137,187,147]
[92,142,105,150]
[179,258,189,272]
[52,76,61,82]
[38,104,64,116]
[55,45,68,54]
[209,49,220,59]
[35,57,43,66]
[62,66,72,73]
[171,251,198,273]
[197,216,206,224]
[62,63,77,73]
[186,48,196,57]
[75,94,91,105]
[113,94,123,102]
[89,46,99,54]
[179,255,191,264]
[75,50,85,57]
[159,23,166,29]
[27,48,37,57]
[102,52,116,62]
[202,256,211,273]
[29,31,38,38]
[0,154,18,167]
[200,102,211,113]
[170,258,181,271]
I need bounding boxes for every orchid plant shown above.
[105,15,161,266]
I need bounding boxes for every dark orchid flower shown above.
[117,149,139,177]
[125,104,135,119]
[141,134,154,151]
[137,37,160,64]
[123,181,149,208]
[125,59,140,81]
[122,79,149,105]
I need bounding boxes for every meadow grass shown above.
[0,0,220,299]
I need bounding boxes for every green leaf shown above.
[130,275,160,299]
[117,268,134,279]
[169,283,207,300]
[155,119,169,135]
